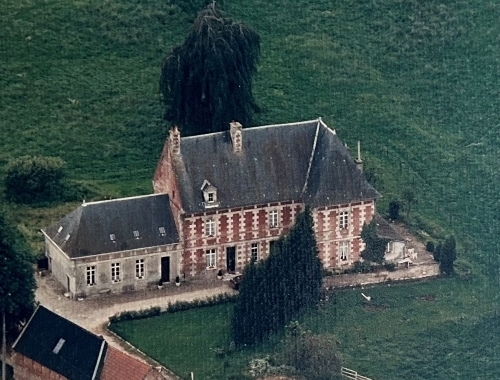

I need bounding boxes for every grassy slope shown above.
[2,0,499,263]
[111,278,500,380]
[3,0,500,377]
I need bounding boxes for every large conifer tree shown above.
[160,3,260,136]
[231,207,322,345]
[0,211,36,330]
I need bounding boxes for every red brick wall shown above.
[312,200,376,269]
[153,139,183,233]
[180,200,376,276]
[12,353,67,380]
[182,202,303,276]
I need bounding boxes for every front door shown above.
[226,247,236,273]
[161,257,170,283]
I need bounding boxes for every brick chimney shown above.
[169,126,181,156]
[354,140,363,172]
[229,121,243,153]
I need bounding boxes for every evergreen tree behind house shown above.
[160,3,260,136]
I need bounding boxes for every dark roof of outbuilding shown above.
[13,305,107,380]
[43,194,179,258]
[172,119,379,213]
[374,214,406,241]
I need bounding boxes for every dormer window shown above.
[110,234,116,242]
[201,180,220,209]
[133,230,140,239]
[159,226,166,236]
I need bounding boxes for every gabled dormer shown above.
[201,180,220,209]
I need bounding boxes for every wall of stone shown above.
[70,245,181,297]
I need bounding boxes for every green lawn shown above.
[3,0,500,377]
[2,0,500,263]
[111,277,500,380]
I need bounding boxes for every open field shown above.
[3,0,500,378]
[2,0,500,262]
[111,277,500,380]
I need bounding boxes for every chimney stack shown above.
[355,140,363,172]
[229,121,243,153]
[169,126,181,156]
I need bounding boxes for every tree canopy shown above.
[0,211,36,330]
[231,207,322,345]
[361,219,389,264]
[160,3,260,136]
[439,235,457,276]
[4,156,67,204]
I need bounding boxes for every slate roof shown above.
[101,347,151,380]
[43,194,179,258]
[170,119,379,213]
[374,214,406,241]
[13,305,107,380]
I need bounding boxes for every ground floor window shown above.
[136,259,145,279]
[206,249,216,269]
[339,241,350,262]
[251,243,259,261]
[86,266,96,286]
[111,262,121,282]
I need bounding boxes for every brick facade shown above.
[12,353,67,380]
[175,199,375,277]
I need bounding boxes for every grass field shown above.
[3,0,500,378]
[111,277,500,379]
[2,0,500,260]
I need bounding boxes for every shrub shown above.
[388,200,401,220]
[109,293,237,324]
[347,261,373,274]
[4,156,67,204]
[281,323,342,380]
[383,262,396,271]
[426,241,435,253]
[433,243,442,262]
[109,306,161,323]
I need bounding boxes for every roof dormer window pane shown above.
[208,192,214,203]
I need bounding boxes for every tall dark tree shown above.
[439,236,457,276]
[361,220,389,264]
[231,207,322,345]
[0,212,36,330]
[401,189,416,219]
[160,3,260,136]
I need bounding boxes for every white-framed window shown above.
[251,243,259,261]
[269,210,279,228]
[206,249,216,269]
[133,230,140,239]
[111,262,121,283]
[109,233,116,242]
[205,219,216,237]
[208,192,215,203]
[159,226,166,236]
[339,211,349,230]
[339,241,350,262]
[86,266,96,286]
[136,259,145,279]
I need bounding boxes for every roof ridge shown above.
[301,120,321,197]
[180,118,321,140]
[82,193,166,207]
